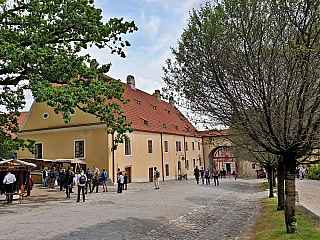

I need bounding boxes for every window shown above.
[199,156,202,166]
[122,116,126,121]
[186,159,189,170]
[164,140,169,153]
[198,142,201,150]
[144,120,148,125]
[70,108,76,116]
[166,109,170,114]
[185,141,188,152]
[193,159,196,168]
[174,125,178,130]
[35,143,43,159]
[252,164,256,169]
[75,140,85,158]
[162,123,166,128]
[165,164,169,177]
[176,141,181,152]
[192,142,195,151]
[148,140,153,154]
[125,138,131,156]
[136,100,141,105]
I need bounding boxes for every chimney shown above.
[126,75,136,90]
[153,89,161,101]
[169,96,174,107]
[90,59,97,68]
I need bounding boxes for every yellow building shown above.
[18,76,204,183]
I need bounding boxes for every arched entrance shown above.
[209,147,237,173]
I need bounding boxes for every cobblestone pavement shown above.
[295,179,320,217]
[0,178,265,240]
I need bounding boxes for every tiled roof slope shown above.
[199,129,228,137]
[10,112,28,138]
[120,83,199,137]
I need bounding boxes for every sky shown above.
[19,0,210,128]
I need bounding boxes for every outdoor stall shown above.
[18,158,53,183]
[52,158,87,173]
[0,159,36,203]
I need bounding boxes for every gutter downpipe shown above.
[184,135,187,179]
[112,134,115,183]
[161,132,165,182]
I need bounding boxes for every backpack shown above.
[79,175,86,184]
[50,170,54,177]
[156,171,160,178]
[103,171,107,180]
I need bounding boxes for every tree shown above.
[163,0,320,233]
[0,0,138,157]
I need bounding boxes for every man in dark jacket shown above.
[85,168,93,194]
[59,168,67,191]
[194,166,200,185]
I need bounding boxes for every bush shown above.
[307,165,320,179]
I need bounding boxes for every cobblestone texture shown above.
[0,178,265,240]
[295,179,320,217]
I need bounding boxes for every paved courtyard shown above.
[0,178,266,240]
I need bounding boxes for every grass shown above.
[253,197,320,240]
[263,182,278,190]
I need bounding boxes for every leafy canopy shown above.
[0,0,138,157]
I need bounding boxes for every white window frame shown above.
[34,142,43,159]
[148,139,153,154]
[185,141,188,152]
[74,139,86,159]
[192,141,195,151]
[176,140,182,153]
[124,138,132,156]
[164,140,169,153]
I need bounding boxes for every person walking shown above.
[92,171,100,193]
[59,168,66,191]
[85,168,93,194]
[42,167,48,187]
[49,167,56,188]
[67,166,75,193]
[205,168,210,185]
[117,172,124,193]
[65,172,74,198]
[212,168,219,186]
[76,170,87,202]
[100,168,108,192]
[154,167,160,189]
[200,167,205,184]
[93,166,100,175]
[123,172,128,190]
[194,166,200,185]
[3,171,16,203]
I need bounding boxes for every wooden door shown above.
[149,167,153,182]
[125,167,132,183]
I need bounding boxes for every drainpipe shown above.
[202,137,205,169]
[161,132,165,182]
[184,135,187,179]
[112,134,115,183]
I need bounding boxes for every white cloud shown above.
[139,11,162,41]
[137,77,166,94]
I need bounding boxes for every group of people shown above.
[296,167,307,180]
[42,166,109,202]
[117,168,128,193]
[194,166,237,186]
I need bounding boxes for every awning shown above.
[0,159,37,167]
[52,158,87,165]
[19,158,53,162]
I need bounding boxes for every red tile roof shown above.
[199,129,228,137]
[120,83,200,137]
[10,112,28,138]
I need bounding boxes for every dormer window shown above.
[144,120,148,125]
[122,116,126,121]
[174,125,178,130]
[166,109,170,114]
[137,100,141,105]
[162,123,166,128]
[153,106,156,109]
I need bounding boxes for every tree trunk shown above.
[267,165,274,198]
[284,154,298,234]
[277,159,285,211]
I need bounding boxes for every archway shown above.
[209,146,237,173]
